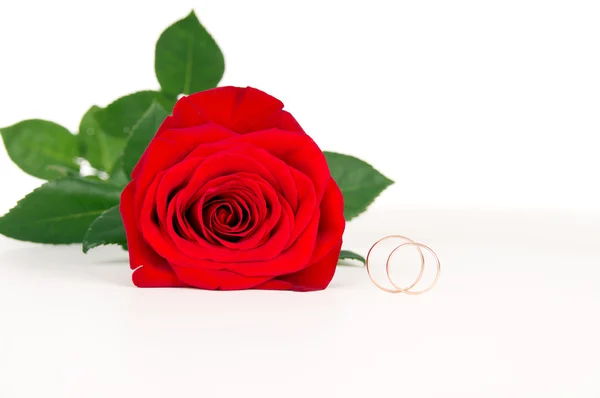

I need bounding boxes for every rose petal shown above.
[169,97,209,128]
[154,156,201,239]
[133,122,237,200]
[182,86,285,134]
[277,111,305,133]
[136,170,291,265]
[309,178,346,263]
[170,265,272,290]
[188,177,279,250]
[173,174,292,258]
[224,210,318,276]
[123,88,344,291]
[234,128,330,201]
[256,240,342,292]
[131,265,184,288]
[286,167,317,245]
[120,182,183,287]
[183,142,299,211]
[131,115,178,180]
[151,203,313,277]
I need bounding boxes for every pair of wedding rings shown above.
[366,235,441,294]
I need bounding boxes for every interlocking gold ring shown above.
[365,235,425,293]
[365,235,441,295]
[386,242,441,295]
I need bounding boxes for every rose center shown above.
[192,194,255,245]
[214,203,237,228]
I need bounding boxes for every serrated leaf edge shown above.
[82,206,126,253]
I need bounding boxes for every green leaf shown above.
[155,10,225,95]
[77,106,127,172]
[108,164,130,187]
[121,102,168,177]
[83,206,126,253]
[338,250,366,265]
[324,151,394,221]
[0,119,79,180]
[94,91,174,137]
[0,177,121,244]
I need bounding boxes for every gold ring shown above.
[386,242,441,295]
[365,235,425,293]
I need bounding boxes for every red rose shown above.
[120,86,345,291]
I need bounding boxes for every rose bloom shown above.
[120,86,345,291]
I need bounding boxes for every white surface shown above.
[1,210,599,397]
[1,0,600,210]
[1,1,600,397]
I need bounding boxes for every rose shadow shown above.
[0,243,132,288]
[0,241,370,292]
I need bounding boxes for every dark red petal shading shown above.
[161,210,318,277]
[120,182,183,287]
[183,142,299,212]
[139,166,295,265]
[186,176,283,250]
[153,155,200,235]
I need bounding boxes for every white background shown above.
[0,1,599,397]
[1,0,600,210]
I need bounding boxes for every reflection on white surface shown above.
[0,210,598,397]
